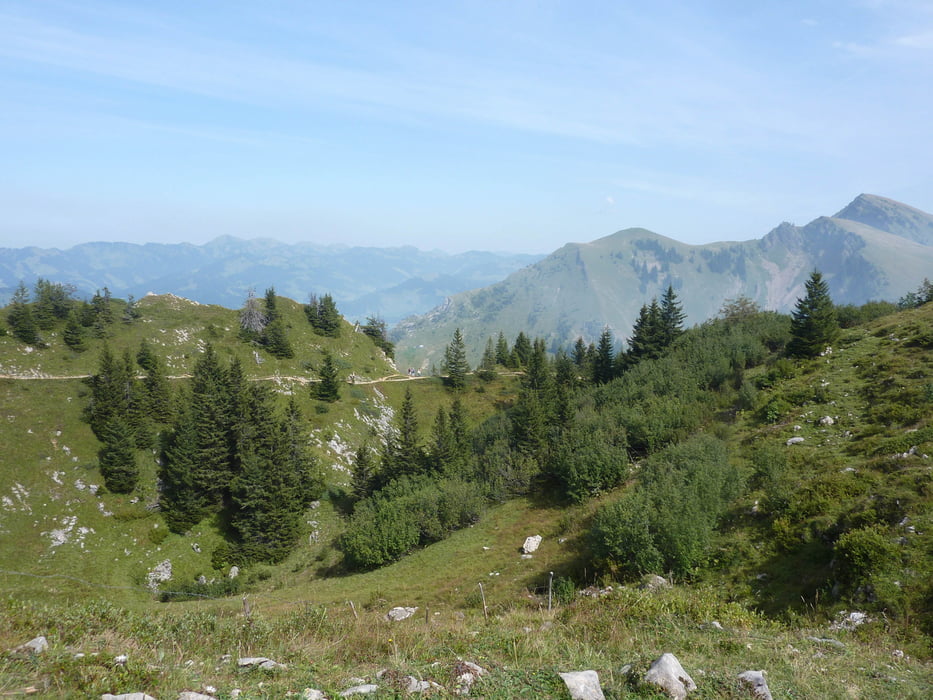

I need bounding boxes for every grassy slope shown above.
[1,299,932,697]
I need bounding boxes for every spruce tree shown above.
[361,315,395,358]
[351,441,378,501]
[442,328,470,389]
[314,350,341,402]
[263,286,280,323]
[33,279,74,330]
[283,397,324,506]
[63,310,86,351]
[7,282,39,345]
[592,327,616,385]
[98,417,138,494]
[626,299,663,365]
[511,331,532,368]
[381,387,423,483]
[159,396,204,531]
[787,270,839,358]
[85,344,132,441]
[138,339,172,423]
[659,285,686,347]
[478,337,497,380]
[262,318,294,358]
[495,331,510,366]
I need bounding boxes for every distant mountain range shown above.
[393,194,933,367]
[0,237,541,325]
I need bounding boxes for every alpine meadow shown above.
[1,250,932,697]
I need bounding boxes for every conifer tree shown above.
[442,328,470,389]
[305,293,341,337]
[314,350,341,402]
[626,299,663,365]
[511,331,532,368]
[159,396,203,531]
[33,279,75,330]
[381,387,423,483]
[63,311,86,352]
[572,338,588,368]
[98,416,138,494]
[478,337,497,380]
[361,315,394,358]
[430,406,453,473]
[230,384,303,563]
[659,285,686,347]
[592,327,616,385]
[7,282,39,345]
[263,286,280,323]
[85,344,132,441]
[137,339,172,423]
[787,270,839,358]
[189,345,234,510]
[283,397,324,506]
[239,287,267,338]
[495,331,510,366]
[351,441,378,501]
[262,318,294,358]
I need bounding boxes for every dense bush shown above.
[589,435,740,578]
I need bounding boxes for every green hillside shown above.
[1,288,932,698]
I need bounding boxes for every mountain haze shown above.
[394,194,933,367]
[0,237,541,325]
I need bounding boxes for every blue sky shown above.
[1,0,931,253]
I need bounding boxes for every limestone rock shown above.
[101,695,156,700]
[339,684,379,696]
[559,670,606,700]
[237,656,286,670]
[301,690,328,700]
[178,692,217,700]
[737,670,772,700]
[385,606,418,621]
[521,535,542,554]
[228,565,239,579]
[12,636,48,655]
[786,437,805,446]
[454,660,488,695]
[819,416,835,426]
[639,574,671,591]
[643,653,696,700]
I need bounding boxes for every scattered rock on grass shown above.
[521,535,542,554]
[639,574,671,591]
[786,437,805,446]
[237,656,286,670]
[100,694,156,700]
[737,670,772,699]
[177,692,216,700]
[829,610,870,631]
[339,684,379,696]
[559,670,606,700]
[644,653,696,700]
[11,636,48,655]
[301,690,327,700]
[385,606,418,621]
[454,660,488,695]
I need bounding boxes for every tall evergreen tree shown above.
[351,441,378,501]
[626,299,663,365]
[314,350,341,402]
[188,344,234,510]
[263,286,280,323]
[442,328,470,389]
[478,337,497,380]
[381,387,423,483]
[305,293,341,337]
[159,396,204,531]
[659,285,686,347]
[98,416,139,494]
[230,384,303,563]
[137,339,172,423]
[495,331,510,366]
[592,327,616,385]
[262,318,294,358]
[33,279,75,330]
[6,282,39,345]
[85,344,133,441]
[511,331,532,368]
[787,270,839,358]
[361,315,394,358]
[63,310,86,352]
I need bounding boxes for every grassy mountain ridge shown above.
[394,195,933,368]
[1,294,931,697]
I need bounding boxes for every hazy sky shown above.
[2,0,931,253]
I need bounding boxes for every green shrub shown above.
[834,524,900,586]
